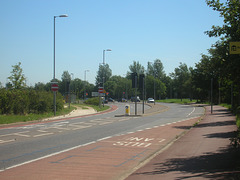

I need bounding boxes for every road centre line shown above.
[0,114,202,172]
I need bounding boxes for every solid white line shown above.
[97,136,112,141]
[0,140,97,172]
[187,107,196,117]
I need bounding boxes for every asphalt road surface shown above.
[0,102,204,171]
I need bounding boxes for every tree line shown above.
[1,0,240,114]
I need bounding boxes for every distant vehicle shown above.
[118,98,127,102]
[131,96,140,102]
[101,97,108,104]
[147,98,155,103]
[108,98,115,102]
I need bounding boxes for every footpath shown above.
[126,105,240,180]
[0,104,239,179]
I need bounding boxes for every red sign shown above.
[51,84,59,92]
[98,87,104,93]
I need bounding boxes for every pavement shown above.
[0,104,239,179]
[126,105,240,180]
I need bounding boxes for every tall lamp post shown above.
[53,14,68,116]
[102,49,112,87]
[149,61,161,105]
[103,49,112,65]
[102,49,111,107]
[84,70,89,99]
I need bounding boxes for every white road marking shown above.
[187,107,196,117]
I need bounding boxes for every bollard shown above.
[125,104,130,116]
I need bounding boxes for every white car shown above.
[147,98,155,103]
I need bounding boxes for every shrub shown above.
[0,89,64,115]
[84,97,99,106]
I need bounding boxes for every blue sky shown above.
[0,0,223,86]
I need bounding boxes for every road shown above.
[0,102,204,172]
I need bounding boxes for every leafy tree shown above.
[127,61,145,77]
[95,64,112,86]
[60,71,71,95]
[8,62,26,89]
[145,75,166,99]
[147,59,165,80]
[202,0,240,107]
[205,0,240,40]
[104,75,131,99]
[171,63,191,101]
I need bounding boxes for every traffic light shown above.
[139,74,145,88]
[131,72,138,88]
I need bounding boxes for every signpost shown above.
[229,42,240,110]
[51,82,58,116]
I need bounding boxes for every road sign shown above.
[92,92,99,97]
[51,84,59,92]
[98,87,104,93]
[229,42,240,54]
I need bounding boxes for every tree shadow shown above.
[174,120,236,130]
[204,131,237,139]
[135,146,239,179]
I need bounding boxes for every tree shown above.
[95,64,112,86]
[8,62,26,89]
[104,75,131,99]
[127,61,145,77]
[60,71,71,95]
[203,0,240,107]
[145,75,166,99]
[147,59,165,80]
[171,63,191,100]
[205,0,240,41]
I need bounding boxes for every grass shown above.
[0,106,75,125]
[0,103,110,125]
[156,99,197,104]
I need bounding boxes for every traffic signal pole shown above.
[135,74,137,115]
[142,76,144,114]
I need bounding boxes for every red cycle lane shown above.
[0,116,201,180]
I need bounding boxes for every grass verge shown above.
[157,99,197,104]
[0,103,110,125]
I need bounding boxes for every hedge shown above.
[0,89,64,115]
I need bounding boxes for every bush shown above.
[0,89,64,115]
[84,97,100,106]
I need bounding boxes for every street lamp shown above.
[53,14,68,116]
[103,49,112,64]
[149,61,161,105]
[102,49,112,87]
[102,49,111,107]
[84,70,89,100]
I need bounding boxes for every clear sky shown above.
[0,0,223,86]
